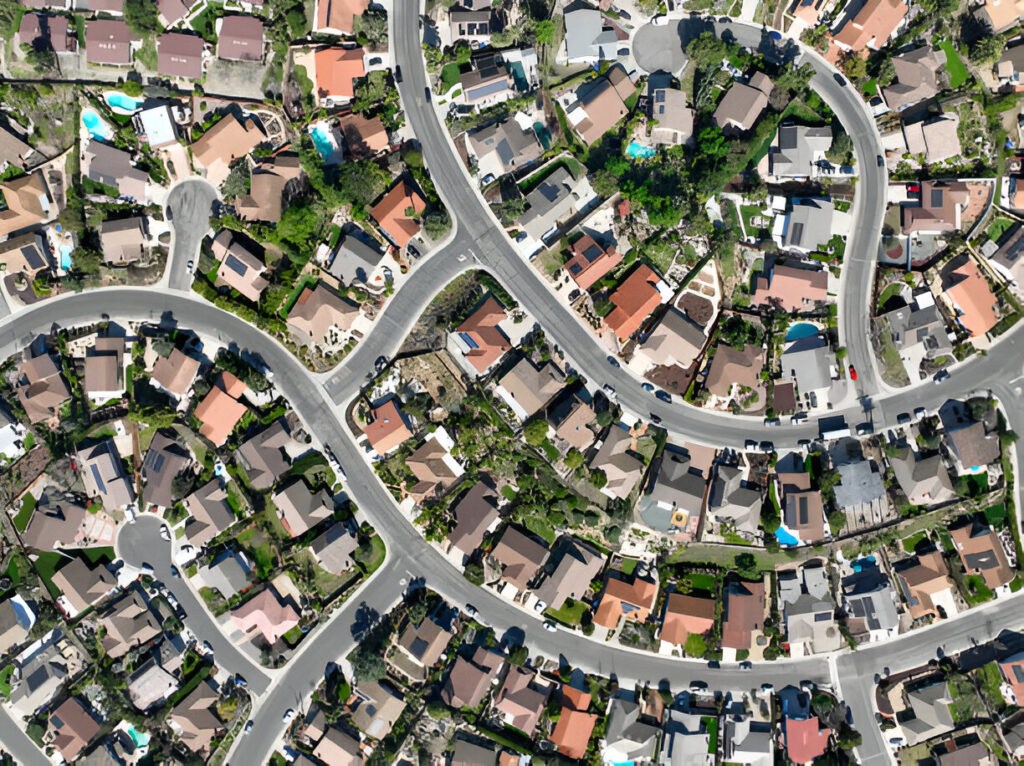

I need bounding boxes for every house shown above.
[273,480,333,538]
[548,386,597,451]
[50,558,116,616]
[287,282,360,348]
[941,258,999,340]
[563,1,618,63]
[337,111,390,158]
[534,537,604,609]
[882,47,943,111]
[637,447,706,536]
[589,424,644,500]
[769,124,832,179]
[141,432,190,510]
[563,233,622,291]
[85,19,138,65]
[604,264,664,343]
[779,567,842,655]
[569,66,632,145]
[16,353,69,425]
[493,665,552,736]
[831,0,908,52]
[127,660,179,711]
[938,743,997,766]
[7,637,70,716]
[21,499,93,551]
[551,706,597,759]
[0,597,31,656]
[100,216,147,265]
[78,438,134,510]
[0,405,25,462]
[721,579,765,651]
[773,199,844,256]
[406,429,465,501]
[648,84,695,147]
[168,679,223,755]
[516,166,588,255]
[198,549,254,599]
[489,525,549,591]
[662,709,714,766]
[393,618,454,681]
[312,725,363,766]
[975,0,1024,32]
[217,15,264,61]
[158,0,192,27]
[237,418,297,490]
[780,333,834,401]
[601,697,661,763]
[494,357,565,420]
[448,480,500,560]
[236,152,303,223]
[940,399,1001,473]
[707,464,763,541]
[782,490,826,545]
[45,697,101,763]
[705,343,764,399]
[1000,653,1024,705]
[15,13,74,56]
[460,54,514,110]
[308,522,358,574]
[314,46,365,106]
[783,715,831,764]
[901,681,954,744]
[904,114,963,165]
[328,232,386,288]
[363,398,413,456]
[441,646,505,708]
[83,336,125,404]
[150,348,200,400]
[231,586,299,644]
[99,589,161,658]
[988,223,1024,286]
[450,740,499,766]
[467,118,543,178]
[0,232,51,278]
[722,713,773,766]
[634,306,706,372]
[351,681,407,739]
[894,550,958,621]
[136,104,179,147]
[83,142,148,200]
[450,9,492,43]
[902,181,970,235]
[210,228,268,302]
[194,371,249,446]
[593,569,658,629]
[890,447,955,507]
[951,518,1014,591]
[659,592,715,652]
[831,440,886,520]
[314,0,369,35]
[369,178,426,249]
[190,113,265,183]
[156,32,204,79]
[878,291,952,378]
[0,171,53,237]
[841,559,900,642]
[713,72,773,134]
[452,296,511,375]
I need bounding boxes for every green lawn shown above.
[81,547,115,565]
[861,78,877,96]
[740,205,768,238]
[779,99,824,125]
[524,516,556,544]
[902,531,928,553]
[939,39,969,88]
[723,532,753,545]
[13,494,36,532]
[33,552,67,599]
[682,572,717,592]
[361,535,386,575]
[282,625,304,646]
[0,665,13,700]
[440,63,462,92]
[876,282,904,312]
[544,598,589,625]
[540,439,560,463]
[975,661,1005,709]
[987,216,1016,245]
[962,574,995,606]
[620,558,638,576]
[984,504,1008,528]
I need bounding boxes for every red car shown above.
[848,364,857,381]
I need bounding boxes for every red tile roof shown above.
[363,399,413,455]
[550,707,597,759]
[564,234,622,291]
[369,179,426,249]
[604,265,662,342]
[455,296,511,373]
[785,716,831,764]
[315,46,365,102]
[659,592,715,646]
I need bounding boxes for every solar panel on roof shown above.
[224,254,249,277]
[20,245,44,270]
[91,464,107,495]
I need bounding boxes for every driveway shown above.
[165,178,219,291]
[632,20,692,74]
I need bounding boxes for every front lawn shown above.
[544,598,589,626]
[440,63,462,92]
[962,573,995,606]
[360,535,386,575]
[987,216,1015,245]
[0,665,13,699]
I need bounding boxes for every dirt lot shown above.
[395,351,467,412]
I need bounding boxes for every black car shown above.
[655,390,672,403]
[425,87,432,101]
[607,355,620,368]
[649,412,662,424]
[877,154,884,167]
[833,73,847,86]
[616,7,631,17]
[394,66,403,83]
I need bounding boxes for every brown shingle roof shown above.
[157,32,204,79]
[217,15,264,61]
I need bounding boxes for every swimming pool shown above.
[310,122,342,165]
[59,246,72,271]
[785,322,820,341]
[625,141,656,159]
[126,725,150,748]
[82,108,114,141]
[533,122,551,150]
[775,526,800,547]
[104,91,144,113]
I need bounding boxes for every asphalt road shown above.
[115,515,272,696]
[164,179,218,291]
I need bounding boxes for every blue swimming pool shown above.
[310,122,342,165]
[775,527,800,546]
[82,108,113,141]
[126,725,150,747]
[626,141,656,159]
[104,91,144,112]
[59,246,72,271]
[533,121,551,150]
[785,322,820,341]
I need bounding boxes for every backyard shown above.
[938,39,969,89]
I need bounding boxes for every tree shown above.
[358,9,389,48]
[524,419,549,446]
[424,209,451,239]
[426,700,450,719]
[589,469,607,489]
[685,632,707,658]
[838,51,867,81]
[508,644,529,665]
[124,0,158,33]
[735,552,758,576]
[969,35,1004,64]
[535,20,555,46]
[564,448,584,469]
[349,645,387,682]
[686,32,729,72]
[826,130,854,165]
[828,509,847,536]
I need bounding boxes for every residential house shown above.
[938,743,997,766]
[7,637,71,717]
[893,550,958,621]
[0,598,30,656]
[467,118,543,179]
[589,423,644,500]
[136,103,179,148]
[950,518,1014,592]
[489,525,549,592]
[169,679,223,755]
[516,166,588,255]
[450,9,492,44]
[493,665,552,736]
[210,228,268,302]
[314,0,368,35]
[193,371,249,446]
[563,1,618,63]
[287,282,360,349]
[230,586,299,645]
[156,32,205,79]
[0,405,25,462]
[314,46,364,106]
[236,152,303,223]
[593,569,658,629]
[328,232,386,288]
[15,13,74,57]
[441,646,505,708]
[780,567,841,656]
[83,142,148,200]
[707,464,763,541]
[50,558,116,617]
[369,178,426,249]
[634,306,706,372]
[637,446,706,537]
[705,343,764,399]
[100,216,147,266]
[99,589,161,658]
[447,480,500,562]
[45,697,101,763]
[722,713,773,766]
[721,579,765,651]
[601,697,661,763]
[901,681,955,744]
[236,418,297,489]
[533,537,604,609]
[127,660,179,711]
[450,740,499,766]
[769,124,832,179]
[780,333,834,401]
[604,264,665,342]
[568,65,633,145]
[563,233,622,291]
[999,652,1024,705]
[363,398,414,456]
[882,47,944,111]
[551,704,598,759]
[405,429,464,502]
[941,257,999,340]
[773,199,843,256]
[150,348,200,400]
[337,111,390,158]
[183,480,236,549]
[0,232,51,278]
[975,0,1024,32]
[831,0,908,52]
[782,489,826,545]
[939,399,1001,473]
[988,222,1024,287]
[996,43,1024,86]
[273,480,333,538]
[141,431,190,510]
[783,714,831,764]
[198,549,254,600]
[841,559,900,643]
[494,357,565,420]
[452,296,511,375]
[85,19,138,65]
[713,72,773,134]
[308,522,358,574]
[878,291,952,379]
[82,336,125,404]
[216,15,264,61]
[21,499,93,551]
[831,438,886,523]
[393,618,454,681]
[662,709,714,766]
[902,181,970,235]
[190,113,265,184]
[659,592,715,653]
[460,55,514,111]
[904,114,963,165]
[78,438,134,511]
[648,83,695,147]
[16,353,69,423]
[548,386,597,452]
[890,447,955,507]
[158,0,192,27]
[312,725,363,766]
[350,681,406,739]
[0,171,53,237]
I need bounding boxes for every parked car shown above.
[283,709,297,724]
[464,604,479,618]
[655,390,672,403]
[934,369,950,384]
[897,412,911,425]
[159,525,170,542]
[543,621,557,632]
[533,600,547,613]
[607,355,620,368]
[169,565,180,578]
[739,661,753,670]
[641,382,654,392]
[848,364,857,381]
[768,30,782,40]
[243,720,254,735]
[394,66,402,83]
[649,412,662,424]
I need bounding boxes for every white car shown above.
[159,525,170,542]
[533,600,547,613]
[652,13,668,24]
[542,621,557,632]
[282,709,297,724]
